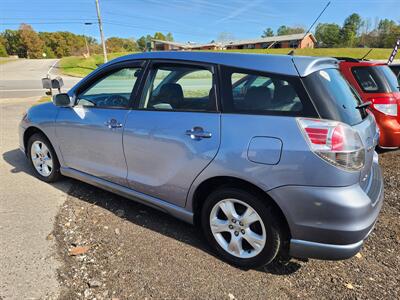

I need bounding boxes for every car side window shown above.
[139,64,216,112]
[352,67,379,92]
[76,67,141,108]
[230,71,303,113]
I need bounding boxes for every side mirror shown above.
[53,93,73,107]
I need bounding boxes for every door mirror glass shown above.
[53,93,72,107]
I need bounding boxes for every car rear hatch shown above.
[353,65,400,123]
[352,113,380,202]
[302,68,378,192]
[393,92,400,124]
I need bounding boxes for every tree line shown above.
[0,23,174,58]
[1,14,398,58]
[262,13,400,48]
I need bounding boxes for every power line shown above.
[0,17,97,20]
[0,21,93,25]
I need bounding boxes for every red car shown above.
[338,58,400,149]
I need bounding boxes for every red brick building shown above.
[224,33,316,49]
[152,33,316,51]
[152,40,222,51]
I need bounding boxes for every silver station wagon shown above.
[19,52,383,268]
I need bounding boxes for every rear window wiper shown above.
[355,101,372,110]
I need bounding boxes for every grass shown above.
[59,48,393,78]
[37,96,51,103]
[32,96,52,106]
[219,48,393,59]
[59,52,132,77]
[0,58,17,65]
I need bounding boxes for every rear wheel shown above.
[28,133,61,182]
[201,187,283,268]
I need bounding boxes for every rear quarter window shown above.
[220,66,317,117]
[352,66,400,93]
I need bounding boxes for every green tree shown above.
[340,13,362,47]
[137,34,153,51]
[0,35,7,56]
[315,23,341,47]
[0,42,7,57]
[165,32,174,42]
[19,24,44,58]
[261,28,274,37]
[39,31,90,57]
[106,37,138,52]
[153,32,166,41]
[276,25,305,36]
[377,19,400,48]
[2,29,25,57]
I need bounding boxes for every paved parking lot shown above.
[0,98,71,299]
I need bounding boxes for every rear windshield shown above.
[303,68,367,125]
[389,65,400,84]
[352,65,400,93]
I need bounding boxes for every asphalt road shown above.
[0,59,80,99]
[0,59,78,299]
[0,97,73,299]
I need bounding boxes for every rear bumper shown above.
[268,162,384,260]
[289,221,377,260]
[377,117,400,148]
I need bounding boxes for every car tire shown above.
[201,187,282,269]
[27,133,61,182]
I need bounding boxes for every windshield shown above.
[352,65,400,93]
[303,68,367,126]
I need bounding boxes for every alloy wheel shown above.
[209,198,266,259]
[30,141,53,177]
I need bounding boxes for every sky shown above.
[0,0,398,43]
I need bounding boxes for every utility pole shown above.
[95,0,108,63]
[84,22,93,57]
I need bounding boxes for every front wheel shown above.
[28,133,61,182]
[201,188,283,268]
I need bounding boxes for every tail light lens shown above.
[297,118,365,171]
[370,97,398,116]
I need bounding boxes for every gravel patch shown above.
[54,150,399,299]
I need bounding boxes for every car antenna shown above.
[297,1,331,49]
[287,50,295,56]
[360,49,373,61]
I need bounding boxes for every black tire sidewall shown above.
[27,133,61,182]
[201,187,281,269]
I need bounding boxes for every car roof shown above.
[109,51,339,77]
[338,60,386,67]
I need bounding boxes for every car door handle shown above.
[185,127,212,140]
[105,119,123,129]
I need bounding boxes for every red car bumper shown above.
[377,117,400,148]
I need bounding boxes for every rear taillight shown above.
[370,97,398,116]
[297,118,365,171]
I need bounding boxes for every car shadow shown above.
[2,148,302,275]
